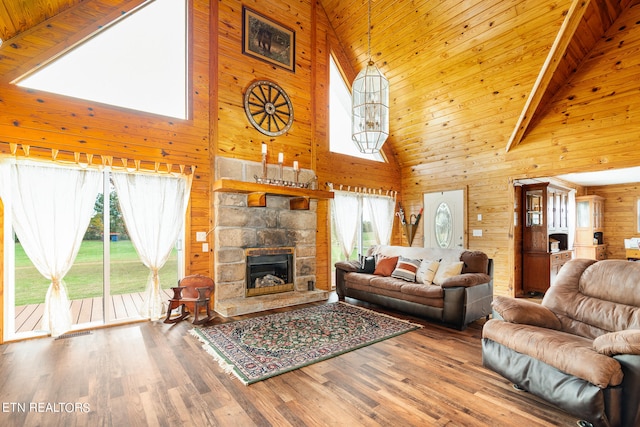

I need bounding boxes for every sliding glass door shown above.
[7,169,182,339]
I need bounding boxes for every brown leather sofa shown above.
[482,258,640,427]
[335,245,493,329]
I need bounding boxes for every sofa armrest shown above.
[440,273,491,288]
[335,260,361,272]
[492,296,562,330]
[594,330,640,356]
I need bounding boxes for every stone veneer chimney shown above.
[213,157,329,316]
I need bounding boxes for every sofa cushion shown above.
[391,256,422,282]
[593,329,640,356]
[369,276,405,292]
[374,256,398,276]
[357,255,376,273]
[416,259,440,285]
[440,272,492,288]
[492,295,561,330]
[483,319,623,388]
[401,282,444,299]
[544,259,640,338]
[344,272,376,287]
[433,261,463,285]
[461,250,489,274]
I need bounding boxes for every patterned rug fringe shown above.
[190,329,245,383]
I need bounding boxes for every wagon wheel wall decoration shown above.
[244,80,294,136]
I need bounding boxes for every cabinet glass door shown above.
[577,200,590,228]
[526,190,543,227]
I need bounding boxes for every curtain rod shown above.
[1,142,195,175]
[326,181,398,198]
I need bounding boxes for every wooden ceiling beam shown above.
[505,0,590,152]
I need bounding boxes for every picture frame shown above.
[242,7,295,73]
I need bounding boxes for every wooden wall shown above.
[3,0,640,339]
[213,0,402,289]
[586,183,640,260]
[396,3,640,297]
[0,0,212,341]
[0,0,402,340]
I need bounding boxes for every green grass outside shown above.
[15,240,178,306]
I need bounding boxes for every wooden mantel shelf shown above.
[213,179,333,210]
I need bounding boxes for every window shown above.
[329,55,383,161]
[16,0,187,119]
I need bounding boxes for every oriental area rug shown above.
[191,302,421,385]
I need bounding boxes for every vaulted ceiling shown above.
[1,0,638,168]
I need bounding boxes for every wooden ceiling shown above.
[0,0,638,167]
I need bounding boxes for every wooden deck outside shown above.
[14,289,173,333]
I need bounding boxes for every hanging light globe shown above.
[351,60,389,153]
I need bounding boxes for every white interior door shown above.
[424,189,465,249]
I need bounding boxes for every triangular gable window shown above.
[329,55,383,162]
[17,0,187,119]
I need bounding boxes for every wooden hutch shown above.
[574,195,606,260]
[522,183,573,295]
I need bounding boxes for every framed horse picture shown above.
[242,7,295,72]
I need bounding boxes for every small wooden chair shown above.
[164,274,215,325]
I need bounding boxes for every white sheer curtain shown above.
[331,191,362,260]
[0,160,101,337]
[112,171,192,320]
[365,195,396,246]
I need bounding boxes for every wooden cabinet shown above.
[522,250,573,294]
[574,195,606,260]
[522,183,572,294]
[550,250,573,284]
[575,244,607,260]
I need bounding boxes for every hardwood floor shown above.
[0,294,578,426]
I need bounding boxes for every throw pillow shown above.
[391,256,422,282]
[373,256,399,276]
[416,259,440,285]
[433,261,464,285]
[358,254,376,274]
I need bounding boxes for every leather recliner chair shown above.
[482,258,640,427]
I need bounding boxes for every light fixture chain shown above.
[368,0,371,61]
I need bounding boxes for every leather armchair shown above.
[482,258,640,427]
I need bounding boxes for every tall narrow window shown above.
[329,55,383,161]
[16,0,188,119]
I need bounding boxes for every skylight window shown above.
[17,0,187,119]
[329,55,383,162]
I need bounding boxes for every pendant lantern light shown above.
[352,0,389,154]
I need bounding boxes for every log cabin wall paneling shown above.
[213,0,402,289]
[0,0,212,341]
[585,183,640,260]
[4,0,640,339]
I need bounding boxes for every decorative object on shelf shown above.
[396,204,422,246]
[253,147,310,188]
[261,143,268,180]
[351,0,389,154]
[244,79,293,136]
[242,6,295,72]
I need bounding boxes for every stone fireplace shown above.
[212,157,330,317]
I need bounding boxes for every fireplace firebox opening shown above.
[245,247,294,297]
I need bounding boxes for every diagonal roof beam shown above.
[505,0,590,152]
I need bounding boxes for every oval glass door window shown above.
[434,202,453,248]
